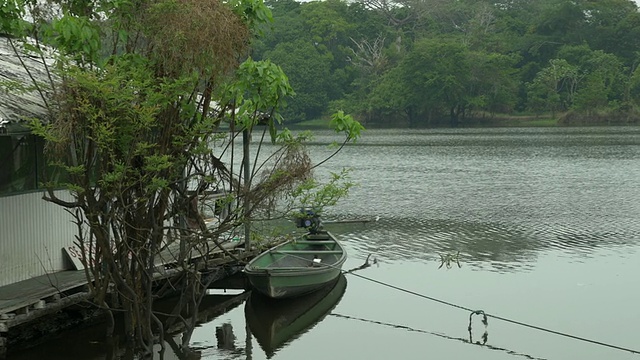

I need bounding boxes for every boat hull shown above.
[245,266,344,298]
[244,231,346,299]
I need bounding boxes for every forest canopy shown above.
[253,0,640,127]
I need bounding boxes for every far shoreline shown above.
[287,110,640,130]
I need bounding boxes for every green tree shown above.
[370,37,518,126]
[527,58,579,116]
[401,38,472,126]
[468,51,520,115]
[253,0,304,58]
[368,65,415,126]
[265,40,333,121]
[571,50,624,114]
[579,0,640,65]
[5,0,362,356]
[628,64,640,107]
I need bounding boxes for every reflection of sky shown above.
[315,127,640,272]
[11,243,639,360]
[149,127,640,360]
[191,246,640,360]
[16,127,640,360]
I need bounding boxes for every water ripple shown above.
[320,127,640,272]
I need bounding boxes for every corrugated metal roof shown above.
[0,36,53,133]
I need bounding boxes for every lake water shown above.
[10,127,640,360]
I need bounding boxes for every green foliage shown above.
[367,36,520,126]
[225,58,295,142]
[629,65,640,106]
[228,0,273,34]
[573,75,608,113]
[263,40,332,122]
[526,47,625,115]
[8,0,365,355]
[526,59,579,114]
[45,14,101,63]
[0,78,35,96]
[330,110,364,142]
[291,168,354,215]
[257,0,369,122]
[300,0,351,46]
[250,0,640,125]
[0,0,29,36]
[275,128,313,144]
[368,66,410,118]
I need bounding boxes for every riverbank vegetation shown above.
[252,0,640,127]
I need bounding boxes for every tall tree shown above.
[265,40,333,121]
[527,58,580,116]
[3,0,363,356]
[370,36,518,126]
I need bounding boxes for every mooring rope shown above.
[281,251,640,356]
[345,271,640,356]
[329,312,548,360]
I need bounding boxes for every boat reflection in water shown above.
[244,274,347,358]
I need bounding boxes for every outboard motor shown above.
[295,208,322,234]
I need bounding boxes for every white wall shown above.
[0,191,77,287]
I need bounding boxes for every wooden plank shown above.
[0,271,86,315]
[0,292,89,332]
[0,271,86,300]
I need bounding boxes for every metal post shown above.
[242,128,251,249]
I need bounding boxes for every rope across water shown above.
[280,251,640,356]
[346,270,640,356]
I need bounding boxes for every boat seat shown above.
[294,240,335,244]
[304,234,331,240]
[272,250,342,255]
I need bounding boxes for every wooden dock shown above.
[0,237,284,358]
[0,270,89,332]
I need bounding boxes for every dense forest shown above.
[251,0,640,127]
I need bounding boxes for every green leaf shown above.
[329,110,364,142]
